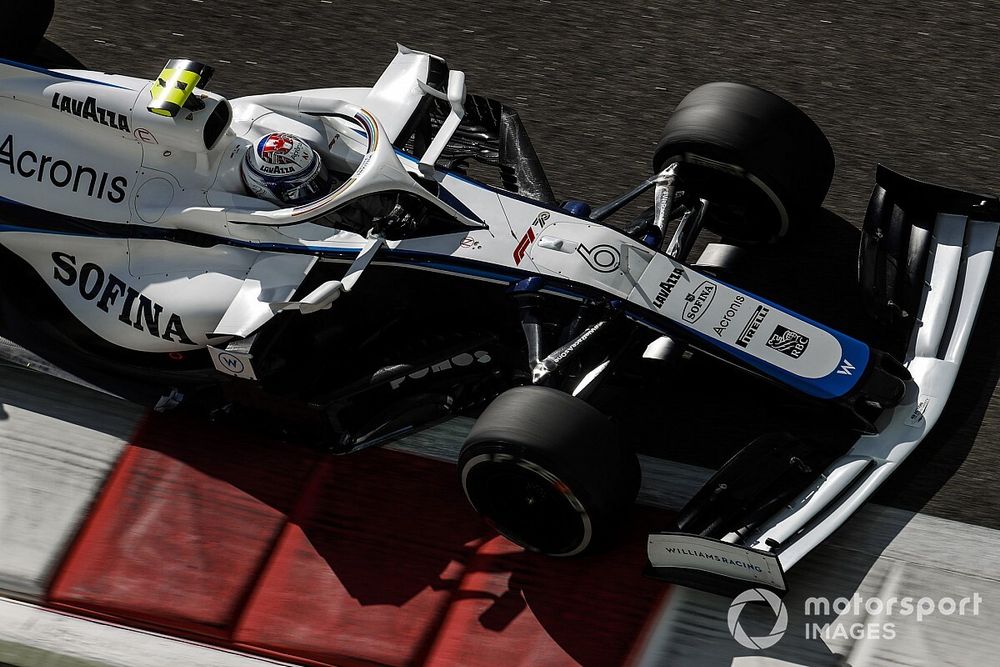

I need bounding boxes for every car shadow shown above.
[5,369,901,667]
[0,364,140,442]
[16,37,86,70]
[0,383,666,667]
[112,414,671,666]
[11,377,893,667]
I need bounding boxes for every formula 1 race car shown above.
[2,19,998,594]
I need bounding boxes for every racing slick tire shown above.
[458,386,640,556]
[0,0,54,58]
[654,82,835,243]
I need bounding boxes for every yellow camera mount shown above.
[147,59,215,117]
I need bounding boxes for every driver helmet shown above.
[242,132,330,205]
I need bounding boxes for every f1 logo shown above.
[513,227,535,265]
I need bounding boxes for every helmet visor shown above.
[270,161,330,205]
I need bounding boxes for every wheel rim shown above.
[657,154,790,242]
[461,452,592,556]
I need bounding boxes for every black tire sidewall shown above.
[459,440,598,555]
[458,386,639,555]
[654,82,834,241]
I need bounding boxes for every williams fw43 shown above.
[1,26,998,594]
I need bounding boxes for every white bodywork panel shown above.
[213,253,317,338]
[0,93,139,223]
[1,232,246,352]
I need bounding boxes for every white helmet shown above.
[241,132,330,205]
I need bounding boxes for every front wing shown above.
[646,166,1000,592]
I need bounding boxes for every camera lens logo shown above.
[728,588,787,650]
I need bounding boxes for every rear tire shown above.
[654,82,834,243]
[0,0,55,59]
[458,386,640,556]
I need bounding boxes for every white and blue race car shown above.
[1,15,998,594]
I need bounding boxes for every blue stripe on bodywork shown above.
[730,287,870,399]
[0,58,133,90]
[0,194,869,400]
[627,285,870,401]
[707,273,870,399]
[398,259,521,283]
[0,223,89,236]
[682,315,867,400]
[436,185,484,223]
[0,196,523,280]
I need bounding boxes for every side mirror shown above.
[299,280,344,314]
[417,69,467,176]
[275,236,383,315]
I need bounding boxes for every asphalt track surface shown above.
[33,2,1000,530]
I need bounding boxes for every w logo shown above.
[217,353,245,374]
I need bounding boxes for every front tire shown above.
[0,0,55,59]
[458,386,640,556]
[654,82,835,243]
